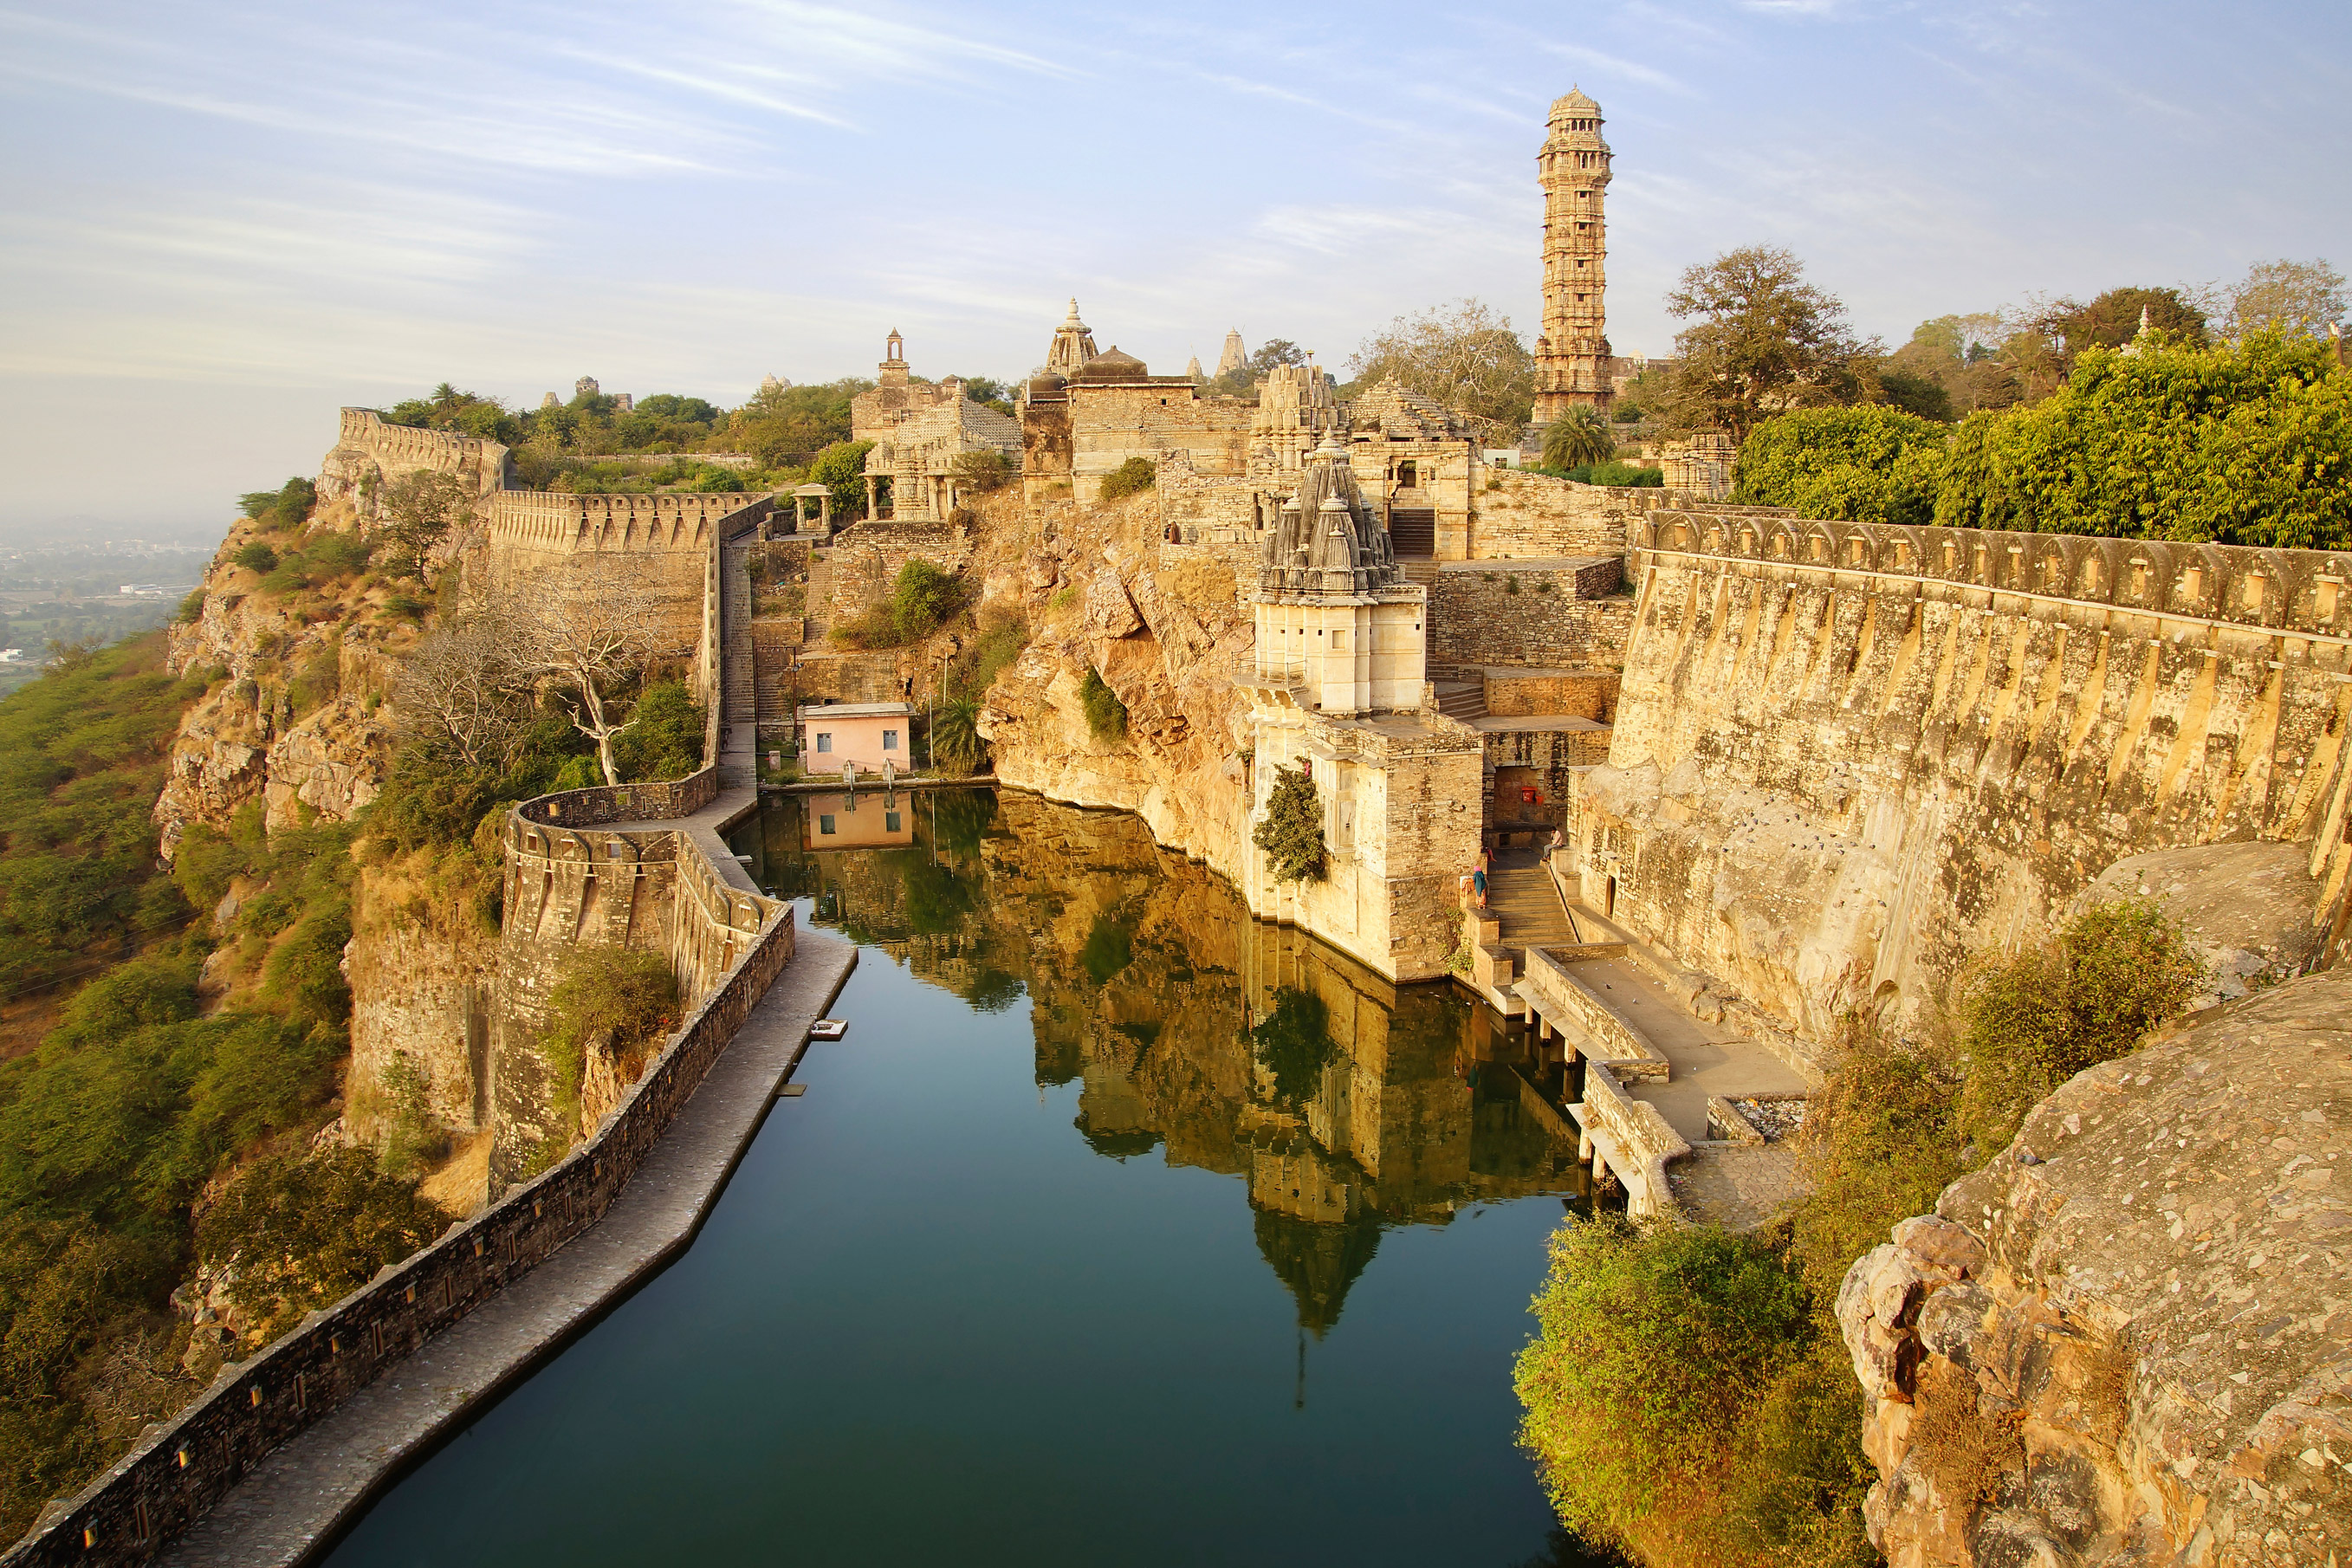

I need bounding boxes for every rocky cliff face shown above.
[966,491,1258,883]
[154,498,410,853]
[1838,970,2352,1567]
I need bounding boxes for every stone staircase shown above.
[1434,678,1487,721]
[718,540,757,773]
[1487,863,1577,951]
[1395,558,1439,588]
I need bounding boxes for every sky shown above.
[1,0,2346,540]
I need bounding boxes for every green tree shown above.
[1934,329,2352,546]
[1731,405,1950,524]
[377,470,471,579]
[1663,246,1874,439]
[1346,299,1536,441]
[1541,407,1617,471]
[809,438,878,518]
[1252,763,1325,882]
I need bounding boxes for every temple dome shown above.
[1074,347,1149,383]
[1026,370,1068,395]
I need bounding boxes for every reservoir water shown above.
[322,789,1613,1567]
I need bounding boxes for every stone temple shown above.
[1532,88,1613,422]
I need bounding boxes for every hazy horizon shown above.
[3,0,2346,538]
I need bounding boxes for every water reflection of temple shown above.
[740,787,1590,1334]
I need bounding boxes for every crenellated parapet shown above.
[321,407,512,512]
[1638,511,2352,643]
[1576,508,2352,1051]
[484,490,772,556]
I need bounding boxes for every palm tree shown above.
[1540,406,1617,471]
[930,697,987,774]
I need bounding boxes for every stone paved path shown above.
[155,928,857,1568]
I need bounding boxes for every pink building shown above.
[797,702,914,774]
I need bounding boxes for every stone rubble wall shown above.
[1484,670,1618,720]
[1429,563,1636,670]
[1572,513,2352,1043]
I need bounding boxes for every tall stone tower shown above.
[1532,89,1613,422]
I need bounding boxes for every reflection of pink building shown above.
[800,791,917,850]
[797,703,914,774]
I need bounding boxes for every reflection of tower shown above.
[1252,1208,1383,1338]
[1044,299,1098,378]
[1532,89,1614,422]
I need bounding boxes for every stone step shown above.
[1433,680,1487,720]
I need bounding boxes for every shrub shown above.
[233,542,279,574]
[1954,898,2204,1151]
[1514,1217,1829,1564]
[236,476,316,534]
[1252,762,1325,882]
[1079,666,1127,742]
[829,561,967,650]
[1098,457,1157,501]
[176,589,206,625]
[535,947,678,1142]
[1732,405,1950,525]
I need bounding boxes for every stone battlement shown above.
[485,490,773,554]
[1639,510,2352,645]
[321,409,511,511]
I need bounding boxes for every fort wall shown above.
[1572,512,2352,1044]
[318,408,511,515]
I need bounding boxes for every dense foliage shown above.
[1098,457,1157,502]
[1079,666,1128,743]
[0,632,208,1008]
[1516,902,2204,1567]
[1733,333,2352,546]
[530,946,677,1165]
[1729,405,1949,525]
[192,1149,444,1341]
[1251,763,1325,882]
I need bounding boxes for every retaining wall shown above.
[1576,512,2352,1040]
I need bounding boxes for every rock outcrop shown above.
[970,491,1258,882]
[1839,970,2352,1567]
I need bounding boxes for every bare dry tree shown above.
[496,560,670,787]
[393,603,535,772]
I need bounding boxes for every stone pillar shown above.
[864,477,877,521]
[793,494,807,531]
[945,479,957,515]
[820,493,832,530]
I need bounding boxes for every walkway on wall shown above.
[157,923,857,1568]
[1466,855,1811,1227]
[94,509,820,1568]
